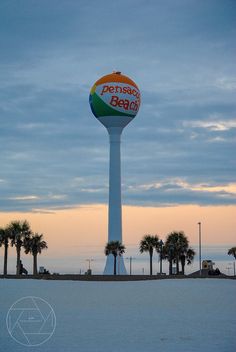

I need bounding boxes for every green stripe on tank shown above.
[91,92,135,118]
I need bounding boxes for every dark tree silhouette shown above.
[0,227,10,275]
[228,247,236,260]
[8,220,32,275]
[24,233,48,275]
[105,241,126,275]
[164,231,194,275]
[139,235,159,275]
[180,248,196,275]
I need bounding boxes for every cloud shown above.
[207,136,227,143]
[184,119,236,131]
[215,77,236,91]
[125,179,236,206]
[8,195,40,201]
[1,178,235,212]
[0,0,235,211]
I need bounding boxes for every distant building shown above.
[202,260,215,270]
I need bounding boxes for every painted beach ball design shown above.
[89,72,141,118]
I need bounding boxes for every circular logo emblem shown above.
[6,296,56,347]
[89,72,141,118]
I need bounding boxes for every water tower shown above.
[89,71,141,274]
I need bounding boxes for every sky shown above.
[0,0,235,273]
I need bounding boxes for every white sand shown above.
[0,278,235,352]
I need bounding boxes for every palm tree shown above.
[228,247,236,260]
[8,220,32,275]
[0,227,10,275]
[139,235,159,275]
[180,248,196,275]
[228,247,236,276]
[164,231,189,275]
[24,233,48,275]
[105,241,125,275]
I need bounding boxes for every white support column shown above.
[108,128,122,242]
[103,127,127,274]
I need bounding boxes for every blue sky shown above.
[0,0,236,212]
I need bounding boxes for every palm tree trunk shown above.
[150,252,153,275]
[4,243,8,275]
[181,261,185,275]
[114,255,117,275]
[33,254,38,275]
[169,259,172,275]
[176,256,179,274]
[16,246,21,275]
[180,255,186,275]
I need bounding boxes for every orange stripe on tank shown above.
[95,73,139,90]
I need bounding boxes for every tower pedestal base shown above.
[103,254,127,275]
